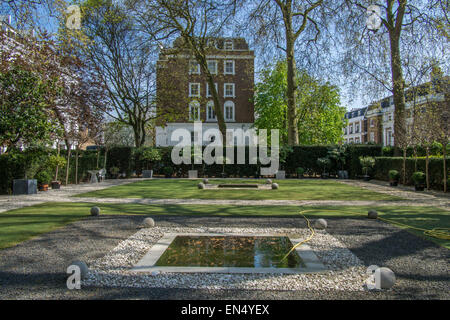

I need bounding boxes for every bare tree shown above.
[128,0,240,144]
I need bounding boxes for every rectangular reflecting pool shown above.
[154,235,304,268]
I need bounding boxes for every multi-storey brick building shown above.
[343,72,449,146]
[155,37,255,146]
[343,107,367,144]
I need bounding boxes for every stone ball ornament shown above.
[271,183,279,190]
[90,206,100,216]
[69,260,89,280]
[143,217,155,228]
[368,209,378,219]
[314,218,327,230]
[198,183,205,189]
[266,179,272,184]
[203,178,209,184]
[376,267,396,289]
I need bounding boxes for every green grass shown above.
[74,179,401,201]
[1,202,448,249]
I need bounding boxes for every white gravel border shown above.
[83,226,369,291]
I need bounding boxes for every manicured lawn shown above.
[1,202,448,249]
[74,179,401,201]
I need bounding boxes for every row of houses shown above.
[343,72,449,146]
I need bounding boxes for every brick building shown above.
[155,37,255,146]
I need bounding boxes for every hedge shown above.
[374,156,449,188]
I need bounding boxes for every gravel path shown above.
[0,216,448,300]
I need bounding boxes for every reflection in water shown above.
[155,236,304,268]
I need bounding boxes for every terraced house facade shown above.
[155,37,255,146]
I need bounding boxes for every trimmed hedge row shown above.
[374,156,449,188]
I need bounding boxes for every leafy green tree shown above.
[0,64,60,151]
[254,61,346,145]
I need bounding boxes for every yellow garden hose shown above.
[280,208,450,262]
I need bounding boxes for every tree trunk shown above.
[388,33,406,156]
[65,146,71,186]
[55,142,60,181]
[96,149,100,169]
[103,147,108,170]
[426,146,430,190]
[285,15,299,147]
[402,147,407,185]
[443,144,447,192]
[75,149,79,185]
[206,73,227,145]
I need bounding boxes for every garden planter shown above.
[389,181,398,187]
[51,181,61,189]
[338,170,348,179]
[13,179,37,195]
[415,184,425,191]
[142,170,153,178]
[38,184,49,191]
[275,170,286,179]
[188,170,198,179]
[363,175,371,181]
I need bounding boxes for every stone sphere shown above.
[271,183,279,190]
[376,267,396,289]
[143,217,155,228]
[90,206,100,216]
[314,218,327,230]
[70,260,89,279]
[368,210,378,219]
[198,183,205,189]
[203,178,209,184]
[266,179,272,184]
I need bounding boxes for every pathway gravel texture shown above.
[0,216,448,300]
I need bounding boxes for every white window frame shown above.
[224,40,233,50]
[188,60,200,75]
[206,82,218,97]
[224,83,235,98]
[224,101,235,121]
[189,83,200,97]
[189,100,201,121]
[224,60,235,75]
[207,60,218,74]
[206,101,217,121]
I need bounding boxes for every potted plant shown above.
[412,171,426,191]
[35,171,51,191]
[109,166,120,179]
[327,147,347,179]
[141,148,162,178]
[388,170,400,186]
[317,157,331,179]
[163,166,174,178]
[47,155,66,189]
[296,167,305,179]
[359,156,375,181]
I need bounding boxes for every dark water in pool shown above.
[155,236,304,268]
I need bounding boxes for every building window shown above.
[349,124,353,134]
[224,40,233,50]
[206,83,218,97]
[189,83,200,97]
[355,123,360,133]
[355,137,360,144]
[189,100,201,121]
[224,101,235,121]
[370,119,375,127]
[207,39,217,48]
[189,60,200,74]
[370,132,375,142]
[206,101,216,121]
[344,127,347,135]
[224,60,235,75]
[207,60,217,74]
[224,83,235,98]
